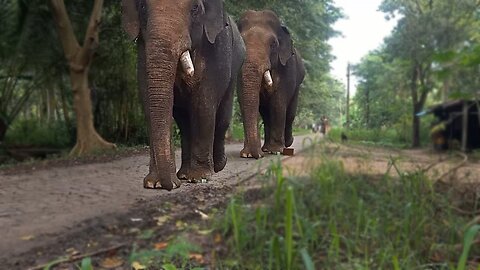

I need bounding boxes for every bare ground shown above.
[0,135,313,269]
[283,141,480,185]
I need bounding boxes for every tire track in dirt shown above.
[0,135,314,263]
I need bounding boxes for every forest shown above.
[1,1,476,158]
[0,0,344,159]
[1,0,480,269]
[351,0,480,147]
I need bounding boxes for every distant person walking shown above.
[320,116,329,135]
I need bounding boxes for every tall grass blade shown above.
[300,248,315,270]
[229,198,241,252]
[392,255,400,270]
[80,257,93,270]
[457,225,480,270]
[285,186,294,270]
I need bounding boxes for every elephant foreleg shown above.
[266,95,287,154]
[213,85,234,173]
[173,107,191,180]
[260,104,272,152]
[188,88,216,181]
[285,89,299,147]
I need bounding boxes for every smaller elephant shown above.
[237,10,305,158]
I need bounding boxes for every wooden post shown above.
[346,63,350,129]
[461,101,469,152]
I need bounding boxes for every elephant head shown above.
[237,10,294,158]
[122,0,228,190]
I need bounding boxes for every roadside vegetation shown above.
[213,144,480,269]
[53,141,480,270]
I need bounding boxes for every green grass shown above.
[328,127,410,148]
[128,238,202,269]
[214,148,479,269]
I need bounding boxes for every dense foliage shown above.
[352,0,480,146]
[0,0,343,154]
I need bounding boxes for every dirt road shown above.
[0,135,314,267]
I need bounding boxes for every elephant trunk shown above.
[239,61,263,154]
[145,38,179,190]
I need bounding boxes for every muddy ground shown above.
[0,135,315,269]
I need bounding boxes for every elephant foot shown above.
[183,167,212,183]
[262,143,284,155]
[176,166,190,180]
[214,153,227,173]
[240,146,263,159]
[143,171,181,191]
[285,134,294,147]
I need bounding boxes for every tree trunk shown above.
[50,0,114,156]
[412,104,421,148]
[0,118,7,143]
[461,101,468,152]
[365,88,370,128]
[69,69,114,155]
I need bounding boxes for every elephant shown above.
[122,0,246,190]
[237,10,305,158]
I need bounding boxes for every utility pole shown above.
[346,63,351,129]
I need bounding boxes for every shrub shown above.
[4,119,73,148]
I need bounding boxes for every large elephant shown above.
[122,0,245,190]
[237,10,305,158]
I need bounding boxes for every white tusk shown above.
[264,70,273,88]
[180,51,194,77]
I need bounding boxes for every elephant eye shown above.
[270,39,279,51]
[191,3,201,17]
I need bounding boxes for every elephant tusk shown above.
[264,70,273,88]
[180,51,194,77]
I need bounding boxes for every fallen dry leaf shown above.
[100,256,124,269]
[189,253,205,264]
[154,241,169,250]
[20,235,34,241]
[194,209,209,220]
[153,215,169,226]
[176,220,187,229]
[65,247,80,256]
[197,229,213,235]
[214,233,222,244]
[131,261,147,270]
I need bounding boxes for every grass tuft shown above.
[214,146,477,269]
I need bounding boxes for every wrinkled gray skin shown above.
[237,10,305,158]
[122,0,245,190]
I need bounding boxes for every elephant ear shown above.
[203,0,226,44]
[278,25,294,66]
[122,0,140,41]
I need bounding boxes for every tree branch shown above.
[78,0,104,68]
[49,0,81,65]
